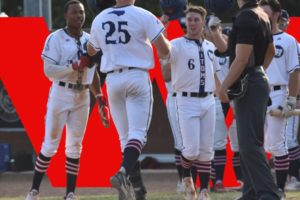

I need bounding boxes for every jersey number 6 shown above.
[102,21,131,44]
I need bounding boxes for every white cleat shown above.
[65,192,78,200]
[285,176,300,191]
[183,177,197,200]
[177,180,185,194]
[198,189,210,200]
[25,189,39,200]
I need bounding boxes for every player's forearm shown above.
[210,31,228,53]
[288,69,300,97]
[161,61,171,82]
[214,73,221,96]
[154,34,171,60]
[43,60,74,80]
[90,71,102,96]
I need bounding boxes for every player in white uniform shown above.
[87,0,171,199]
[277,9,300,191]
[25,1,108,200]
[204,18,243,192]
[260,0,300,193]
[162,5,221,200]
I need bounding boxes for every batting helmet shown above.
[87,0,115,16]
[204,0,234,16]
[160,0,187,20]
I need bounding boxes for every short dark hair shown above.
[64,0,82,13]
[259,0,281,13]
[259,0,281,21]
[184,4,207,18]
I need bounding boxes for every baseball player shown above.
[260,0,300,193]
[204,16,243,192]
[25,1,109,200]
[162,5,221,200]
[87,0,171,199]
[285,86,300,191]
[277,9,300,191]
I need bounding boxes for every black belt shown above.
[107,67,137,74]
[272,85,284,91]
[172,92,213,98]
[58,81,89,90]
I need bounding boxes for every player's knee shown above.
[182,148,199,161]
[267,144,287,157]
[40,144,58,158]
[199,150,214,161]
[128,132,147,146]
[66,142,82,159]
[231,144,239,152]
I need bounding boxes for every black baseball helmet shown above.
[204,0,234,16]
[160,0,187,20]
[87,0,115,16]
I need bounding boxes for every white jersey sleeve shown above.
[286,37,300,74]
[143,10,165,42]
[42,33,61,64]
[89,19,101,51]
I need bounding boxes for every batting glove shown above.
[281,96,297,117]
[96,94,110,128]
[79,55,91,69]
[208,15,221,31]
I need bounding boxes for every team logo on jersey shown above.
[108,10,125,16]
[219,57,227,66]
[275,45,284,58]
[207,50,214,61]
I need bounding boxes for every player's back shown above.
[90,5,164,72]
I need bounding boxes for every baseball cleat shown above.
[285,176,300,191]
[177,180,185,194]
[183,177,197,200]
[110,171,134,200]
[198,189,210,200]
[25,189,39,200]
[64,192,78,200]
[213,180,225,192]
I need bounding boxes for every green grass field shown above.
[2,192,300,200]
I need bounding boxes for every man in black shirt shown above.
[219,0,281,199]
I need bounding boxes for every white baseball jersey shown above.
[165,82,174,94]
[216,56,230,83]
[89,5,165,72]
[169,37,220,92]
[42,29,95,84]
[266,32,300,86]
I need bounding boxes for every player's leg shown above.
[285,115,300,190]
[128,161,147,200]
[198,100,215,198]
[228,119,243,187]
[212,98,227,192]
[65,97,89,198]
[176,96,200,200]
[26,96,68,199]
[106,73,133,199]
[124,70,153,176]
[166,94,185,193]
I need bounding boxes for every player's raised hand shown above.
[96,94,110,128]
